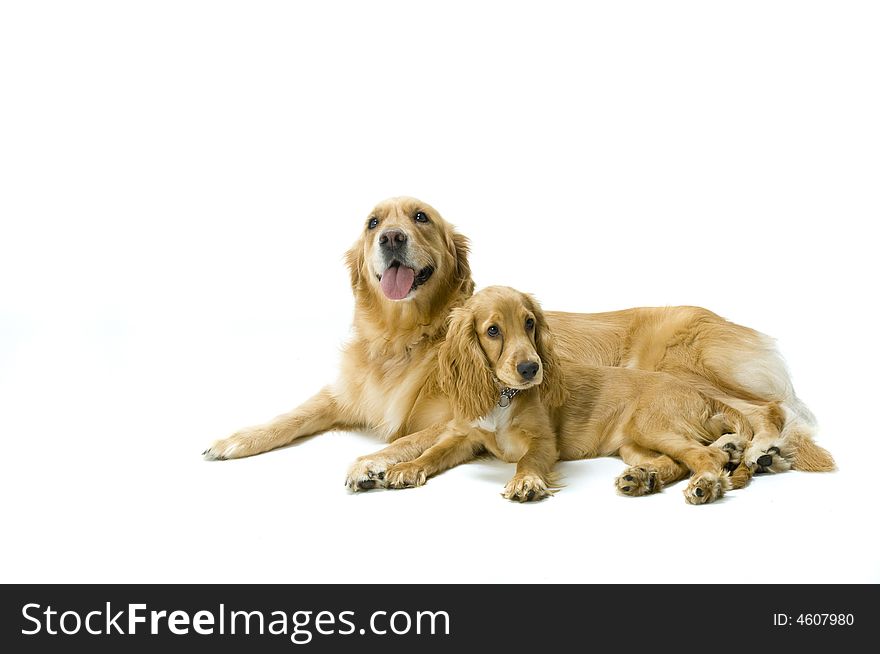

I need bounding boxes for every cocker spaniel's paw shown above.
[202,428,268,461]
[615,466,660,497]
[683,471,731,505]
[727,461,754,490]
[744,442,793,474]
[385,462,428,489]
[502,474,551,503]
[345,458,389,492]
[712,436,746,471]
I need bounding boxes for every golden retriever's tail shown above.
[783,416,836,472]
[718,325,834,473]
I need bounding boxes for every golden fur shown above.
[204,197,470,467]
[384,287,755,503]
[202,196,833,492]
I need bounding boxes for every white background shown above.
[2,1,878,584]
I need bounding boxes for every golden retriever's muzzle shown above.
[376,228,435,300]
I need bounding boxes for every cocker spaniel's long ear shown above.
[528,294,568,408]
[437,307,497,420]
[446,231,475,298]
[344,241,365,292]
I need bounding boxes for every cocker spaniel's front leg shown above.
[503,430,558,502]
[384,429,481,489]
[345,424,446,491]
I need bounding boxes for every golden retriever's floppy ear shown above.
[527,294,567,408]
[344,242,365,291]
[446,231,475,297]
[437,307,497,420]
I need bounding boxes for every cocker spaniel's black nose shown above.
[517,361,540,380]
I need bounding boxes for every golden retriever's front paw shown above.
[345,458,389,492]
[502,474,551,502]
[203,429,267,460]
[683,471,731,505]
[385,462,427,489]
[615,466,660,496]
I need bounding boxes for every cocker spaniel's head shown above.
[437,286,566,420]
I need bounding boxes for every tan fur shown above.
[200,197,832,490]
[386,287,751,503]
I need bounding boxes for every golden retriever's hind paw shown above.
[683,471,731,505]
[744,442,793,474]
[385,462,428,489]
[345,459,389,492]
[502,474,551,502]
[615,466,660,496]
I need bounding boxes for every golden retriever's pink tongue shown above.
[380,266,415,300]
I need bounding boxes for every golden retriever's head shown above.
[437,286,566,419]
[345,197,472,309]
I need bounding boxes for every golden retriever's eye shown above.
[368,217,379,230]
[525,318,535,331]
[487,325,500,338]
[414,211,430,224]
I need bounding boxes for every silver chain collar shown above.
[498,387,522,408]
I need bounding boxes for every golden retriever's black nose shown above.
[379,229,408,250]
[517,361,539,380]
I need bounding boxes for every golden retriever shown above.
[201,196,832,488]
[203,197,470,468]
[383,286,755,503]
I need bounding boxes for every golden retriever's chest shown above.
[364,380,414,431]
[336,347,432,439]
[472,406,528,463]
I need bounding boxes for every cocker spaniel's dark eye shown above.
[487,325,500,337]
[414,211,429,223]
[368,217,379,230]
[525,318,535,331]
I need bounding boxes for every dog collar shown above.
[498,388,521,408]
